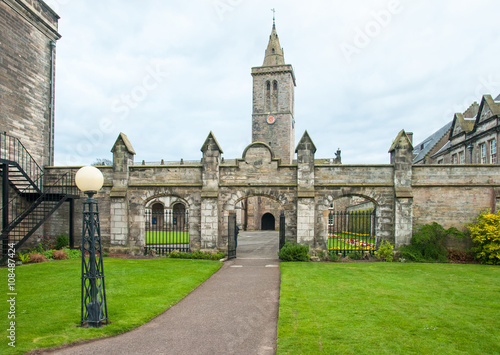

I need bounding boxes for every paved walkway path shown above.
[49,231,281,355]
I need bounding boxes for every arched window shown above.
[272,80,278,112]
[265,81,271,112]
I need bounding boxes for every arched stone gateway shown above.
[44,129,500,254]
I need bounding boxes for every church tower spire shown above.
[251,14,296,164]
[263,14,285,66]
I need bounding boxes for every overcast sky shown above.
[44,0,500,166]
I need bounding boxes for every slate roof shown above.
[412,121,452,164]
[431,140,451,158]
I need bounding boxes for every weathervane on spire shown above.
[271,8,276,26]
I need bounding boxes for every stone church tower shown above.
[251,20,296,164]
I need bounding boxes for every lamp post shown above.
[75,166,108,328]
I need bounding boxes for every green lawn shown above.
[145,231,189,244]
[278,263,500,354]
[0,258,221,354]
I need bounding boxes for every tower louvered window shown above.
[272,80,278,112]
[265,81,271,112]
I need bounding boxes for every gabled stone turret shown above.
[201,131,222,195]
[389,129,413,247]
[296,131,316,246]
[296,130,316,194]
[111,132,135,191]
[110,132,136,247]
[200,132,222,248]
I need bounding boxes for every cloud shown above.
[45,0,500,166]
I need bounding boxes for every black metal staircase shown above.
[1,132,79,263]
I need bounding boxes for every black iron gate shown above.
[144,209,190,255]
[228,212,237,259]
[327,209,377,255]
[279,210,286,250]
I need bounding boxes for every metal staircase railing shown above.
[1,172,79,263]
[0,132,80,263]
[0,132,44,194]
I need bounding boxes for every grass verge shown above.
[278,263,500,354]
[0,258,221,354]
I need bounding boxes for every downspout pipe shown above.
[49,41,56,166]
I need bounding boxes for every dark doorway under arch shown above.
[261,213,275,230]
[151,202,164,228]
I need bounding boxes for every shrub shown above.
[375,240,394,262]
[38,235,56,251]
[169,250,181,258]
[41,250,54,260]
[399,222,463,262]
[278,242,310,262]
[32,243,44,253]
[346,251,363,260]
[447,249,475,264]
[29,253,48,263]
[167,250,225,260]
[327,250,340,262]
[17,252,30,263]
[468,211,500,265]
[316,250,325,260]
[55,234,69,250]
[67,249,82,259]
[52,250,69,260]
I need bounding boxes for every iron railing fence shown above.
[144,209,190,255]
[327,209,377,256]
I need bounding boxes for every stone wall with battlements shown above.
[38,131,500,254]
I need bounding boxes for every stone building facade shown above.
[415,94,500,165]
[0,0,61,167]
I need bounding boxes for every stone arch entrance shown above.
[261,213,275,230]
[314,191,392,249]
[218,189,296,249]
[142,194,196,251]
